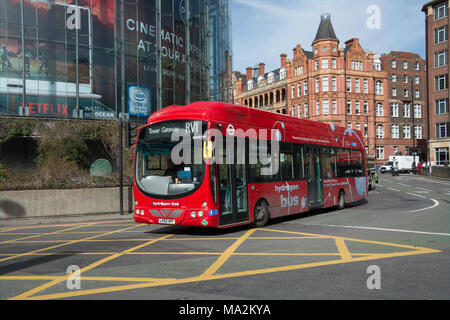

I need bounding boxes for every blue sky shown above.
[232,0,427,73]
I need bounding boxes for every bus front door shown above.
[218,138,249,226]
[305,146,323,209]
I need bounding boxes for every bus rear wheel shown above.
[337,191,345,210]
[252,200,270,228]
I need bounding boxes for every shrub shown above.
[0,163,6,182]
[37,136,91,170]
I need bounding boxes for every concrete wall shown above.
[432,166,450,179]
[0,187,133,221]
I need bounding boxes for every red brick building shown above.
[379,52,427,159]
[232,13,426,164]
[422,0,449,166]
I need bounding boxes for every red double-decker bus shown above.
[133,102,367,228]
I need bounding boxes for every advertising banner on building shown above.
[0,0,227,120]
[128,84,151,117]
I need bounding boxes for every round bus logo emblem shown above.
[227,124,235,136]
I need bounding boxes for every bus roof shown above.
[146,101,365,150]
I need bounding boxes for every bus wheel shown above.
[252,200,270,228]
[337,191,345,210]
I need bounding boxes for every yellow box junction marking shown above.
[1,226,441,300]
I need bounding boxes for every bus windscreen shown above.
[135,120,206,197]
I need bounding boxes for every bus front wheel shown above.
[252,200,270,228]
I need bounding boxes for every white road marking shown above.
[408,198,440,213]
[416,187,433,192]
[304,223,450,237]
[406,192,426,199]
[378,181,441,213]
[415,187,433,192]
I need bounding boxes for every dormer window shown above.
[257,75,265,85]
[247,80,254,90]
[268,72,275,83]
[279,69,286,80]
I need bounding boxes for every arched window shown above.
[376,103,383,116]
[376,125,384,138]
[375,81,383,95]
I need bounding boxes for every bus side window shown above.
[321,147,336,179]
[293,144,304,180]
[280,142,294,181]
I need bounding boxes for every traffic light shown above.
[126,121,140,148]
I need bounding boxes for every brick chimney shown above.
[258,63,265,77]
[280,54,287,69]
[246,67,253,82]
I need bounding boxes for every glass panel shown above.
[135,120,205,197]
[218,145,232,216]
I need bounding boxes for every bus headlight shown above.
[190,211,197,218]
[202,202,207,207]
[140,209,145,216]
[198,211,204,218]
[135,209,139,215]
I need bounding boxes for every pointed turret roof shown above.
[313,13,338,44]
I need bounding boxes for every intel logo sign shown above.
[134,91,147,102]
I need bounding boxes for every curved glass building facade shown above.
[0,0,232,122]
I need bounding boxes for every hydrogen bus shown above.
[133,102,367,228]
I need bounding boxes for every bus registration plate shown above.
[158,219,175,225]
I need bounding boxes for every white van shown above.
[381,156,419,173]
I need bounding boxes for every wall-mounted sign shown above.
[127,85,152,117]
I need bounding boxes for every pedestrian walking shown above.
[418,161,422,175]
